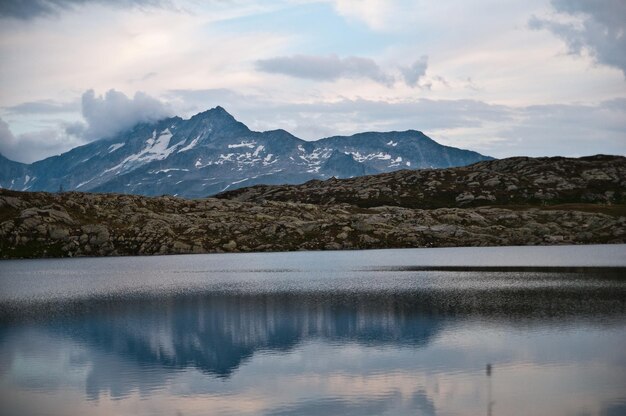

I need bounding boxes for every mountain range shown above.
[0,106,492,198]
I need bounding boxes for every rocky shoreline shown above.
[1,155,625,259]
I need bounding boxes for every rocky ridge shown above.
[217,155,626,208]
[1,155,625,258]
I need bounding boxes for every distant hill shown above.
[217,155,626,209]
[0,106,492,198]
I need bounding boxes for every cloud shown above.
[0,117,86,163]
[76,89,172,140]
[167,88,626,158]
[0,87,172,162]
[0,0,168,20]
[4,89,626,163]
[256,54,395,85]
[128,71,158,83]
[0,117,15,150]
[332,0,403,32]
[496,98,626,155]
[400,56,429,87]
[4,99,79,114]
[256,54,435,88]
[529,0,626,77]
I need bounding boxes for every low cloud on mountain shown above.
[0,89,173,162]
[0,117,85,163]
[71,89,173,140]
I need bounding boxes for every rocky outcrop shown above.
[217,155,626,208]
[2,155,625,259]
[1,189,624,259]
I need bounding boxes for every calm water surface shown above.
[1,245,625,416]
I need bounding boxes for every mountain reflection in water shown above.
[1,246,625,416]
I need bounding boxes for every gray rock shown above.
[222,240,237,251]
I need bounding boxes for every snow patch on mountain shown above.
[21,175,35,191]
[231,177,250,185]
[298,147,333,169]
[76,178,95,189]
[389,156,403,167]
[263,154,275,165]
[104,129,179,175]
[178,135,201,153]
[107,143,125,153]
[350,151,393,162]
[228,141,256,149]
[152,168,190,174]
[216,154,235,165]
[253,145,265,157]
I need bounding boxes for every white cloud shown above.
[0,117,15,149]
[256,54,437,88]
[0,0,624,163]
[331,0,403,31]
[0,116,86,163]
[77,89,172,140]
[4,99,80,114]
[400,56,429,87]
[529,0,626,77]
[0,0,170,20]
[167,89,626,158]
[0,2,290,109]
[256,54,395,85]
[3,88,625,163]
[0,89,173,162]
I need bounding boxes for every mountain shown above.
[0,153,29,188]
[0,106,492,198]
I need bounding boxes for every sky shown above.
[0,0,625,163]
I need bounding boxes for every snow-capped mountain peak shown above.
[0,107,493,198]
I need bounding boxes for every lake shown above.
[1,245,625,416]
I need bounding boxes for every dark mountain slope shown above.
[0,107,492,198]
